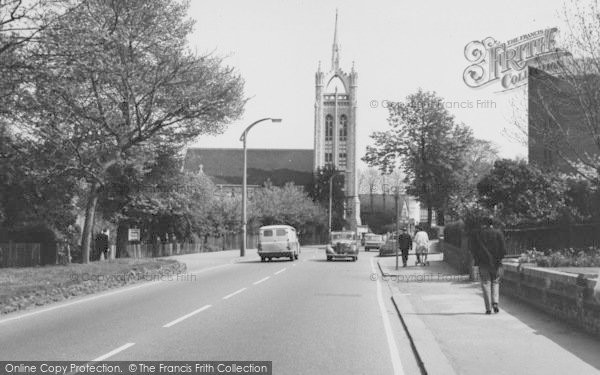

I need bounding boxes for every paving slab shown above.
[377,257,600,375]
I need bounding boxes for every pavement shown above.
[377,254,600,375]
[0,247,418,375]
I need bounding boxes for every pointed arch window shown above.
[339,115,348,142]
[325,115,333,141]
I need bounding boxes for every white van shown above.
[258,225,300,262]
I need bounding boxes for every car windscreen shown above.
[366,235,381,241]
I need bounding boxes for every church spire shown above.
[331,9,340,71]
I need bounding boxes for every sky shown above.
[186,0,569,166]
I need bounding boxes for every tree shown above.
[477,159,570,226]
[0,0,80,111]
[357,167,382,213]
[447,139,498,219]
[0,127,78,233]
[309,165,347,231]
[363,89,473,226]
[14,0,245,262]
[250,182,326,234]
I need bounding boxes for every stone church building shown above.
[184,12,423,231]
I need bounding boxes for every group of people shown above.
[395,218,507,315]
[396,225,431,267]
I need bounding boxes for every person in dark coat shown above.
[397,228,413,267]
[470,217,506,314]
[95,229,109,261]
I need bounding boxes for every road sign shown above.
[128,228,140,242]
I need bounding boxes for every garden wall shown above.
[501,264,600,338]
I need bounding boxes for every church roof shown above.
[184,148,314,187]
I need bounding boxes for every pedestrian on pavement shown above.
[470,216,506,315]
[397,228,413,267]
[413,225,430,266]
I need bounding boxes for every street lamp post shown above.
[240,118,282,257]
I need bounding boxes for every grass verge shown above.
[0,259,186,315]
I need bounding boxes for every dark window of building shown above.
[325,152,333,164]
[339,115,348,141]
[325,115,333,141]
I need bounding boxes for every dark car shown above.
[326,231,359,261]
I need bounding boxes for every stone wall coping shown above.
[503,263,597,288]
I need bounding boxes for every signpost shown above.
[128,228,141,258]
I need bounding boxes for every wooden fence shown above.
[124,233,260,258]
[0,243,41,267]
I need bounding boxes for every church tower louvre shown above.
[314,10,361,229]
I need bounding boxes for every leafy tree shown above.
[250,182,326,233]
[447,139,498,219]
[0,127,78,233]
[363,89,473,226]
[308,165,347,231]
[13,0,245,262]
[477,159,571,226]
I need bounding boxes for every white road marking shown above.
[223,288,247,300]
[253,276,270,285]
[292,263,297,267]
[92,343,135,361]
[163,305,212,328]
[0,262,234,325]
[371,257,405,375]
[274,268,287,275]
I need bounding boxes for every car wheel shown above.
[327,256,332,261]
[353,257,357,262]
[290,255,294,261]
[261,257,265,262]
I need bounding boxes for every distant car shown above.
[326,231,359,262]
[363,233,384,252]
[258,225,300,262]
[379,237,398,257]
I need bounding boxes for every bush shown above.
[444,221,464,248]
[519,247,600,267]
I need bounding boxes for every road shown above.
[0,247,419,375]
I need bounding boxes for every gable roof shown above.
[184,148,314,187]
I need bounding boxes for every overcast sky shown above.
[186,0,568,166]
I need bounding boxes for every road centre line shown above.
[163,305,212,328]
[223,288,247,300]
[370,257,405,375]
[92,343,135,361]
[253,276,270,285]
[274,268,287,275]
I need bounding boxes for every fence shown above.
[0,243,41,267]
[124,233,260,258]
[504,223,600,255]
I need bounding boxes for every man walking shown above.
[470,217,506,314]
[397,228,412,267]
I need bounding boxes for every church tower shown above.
[314,11,361,229]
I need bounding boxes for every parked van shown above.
[258,225,300,262]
